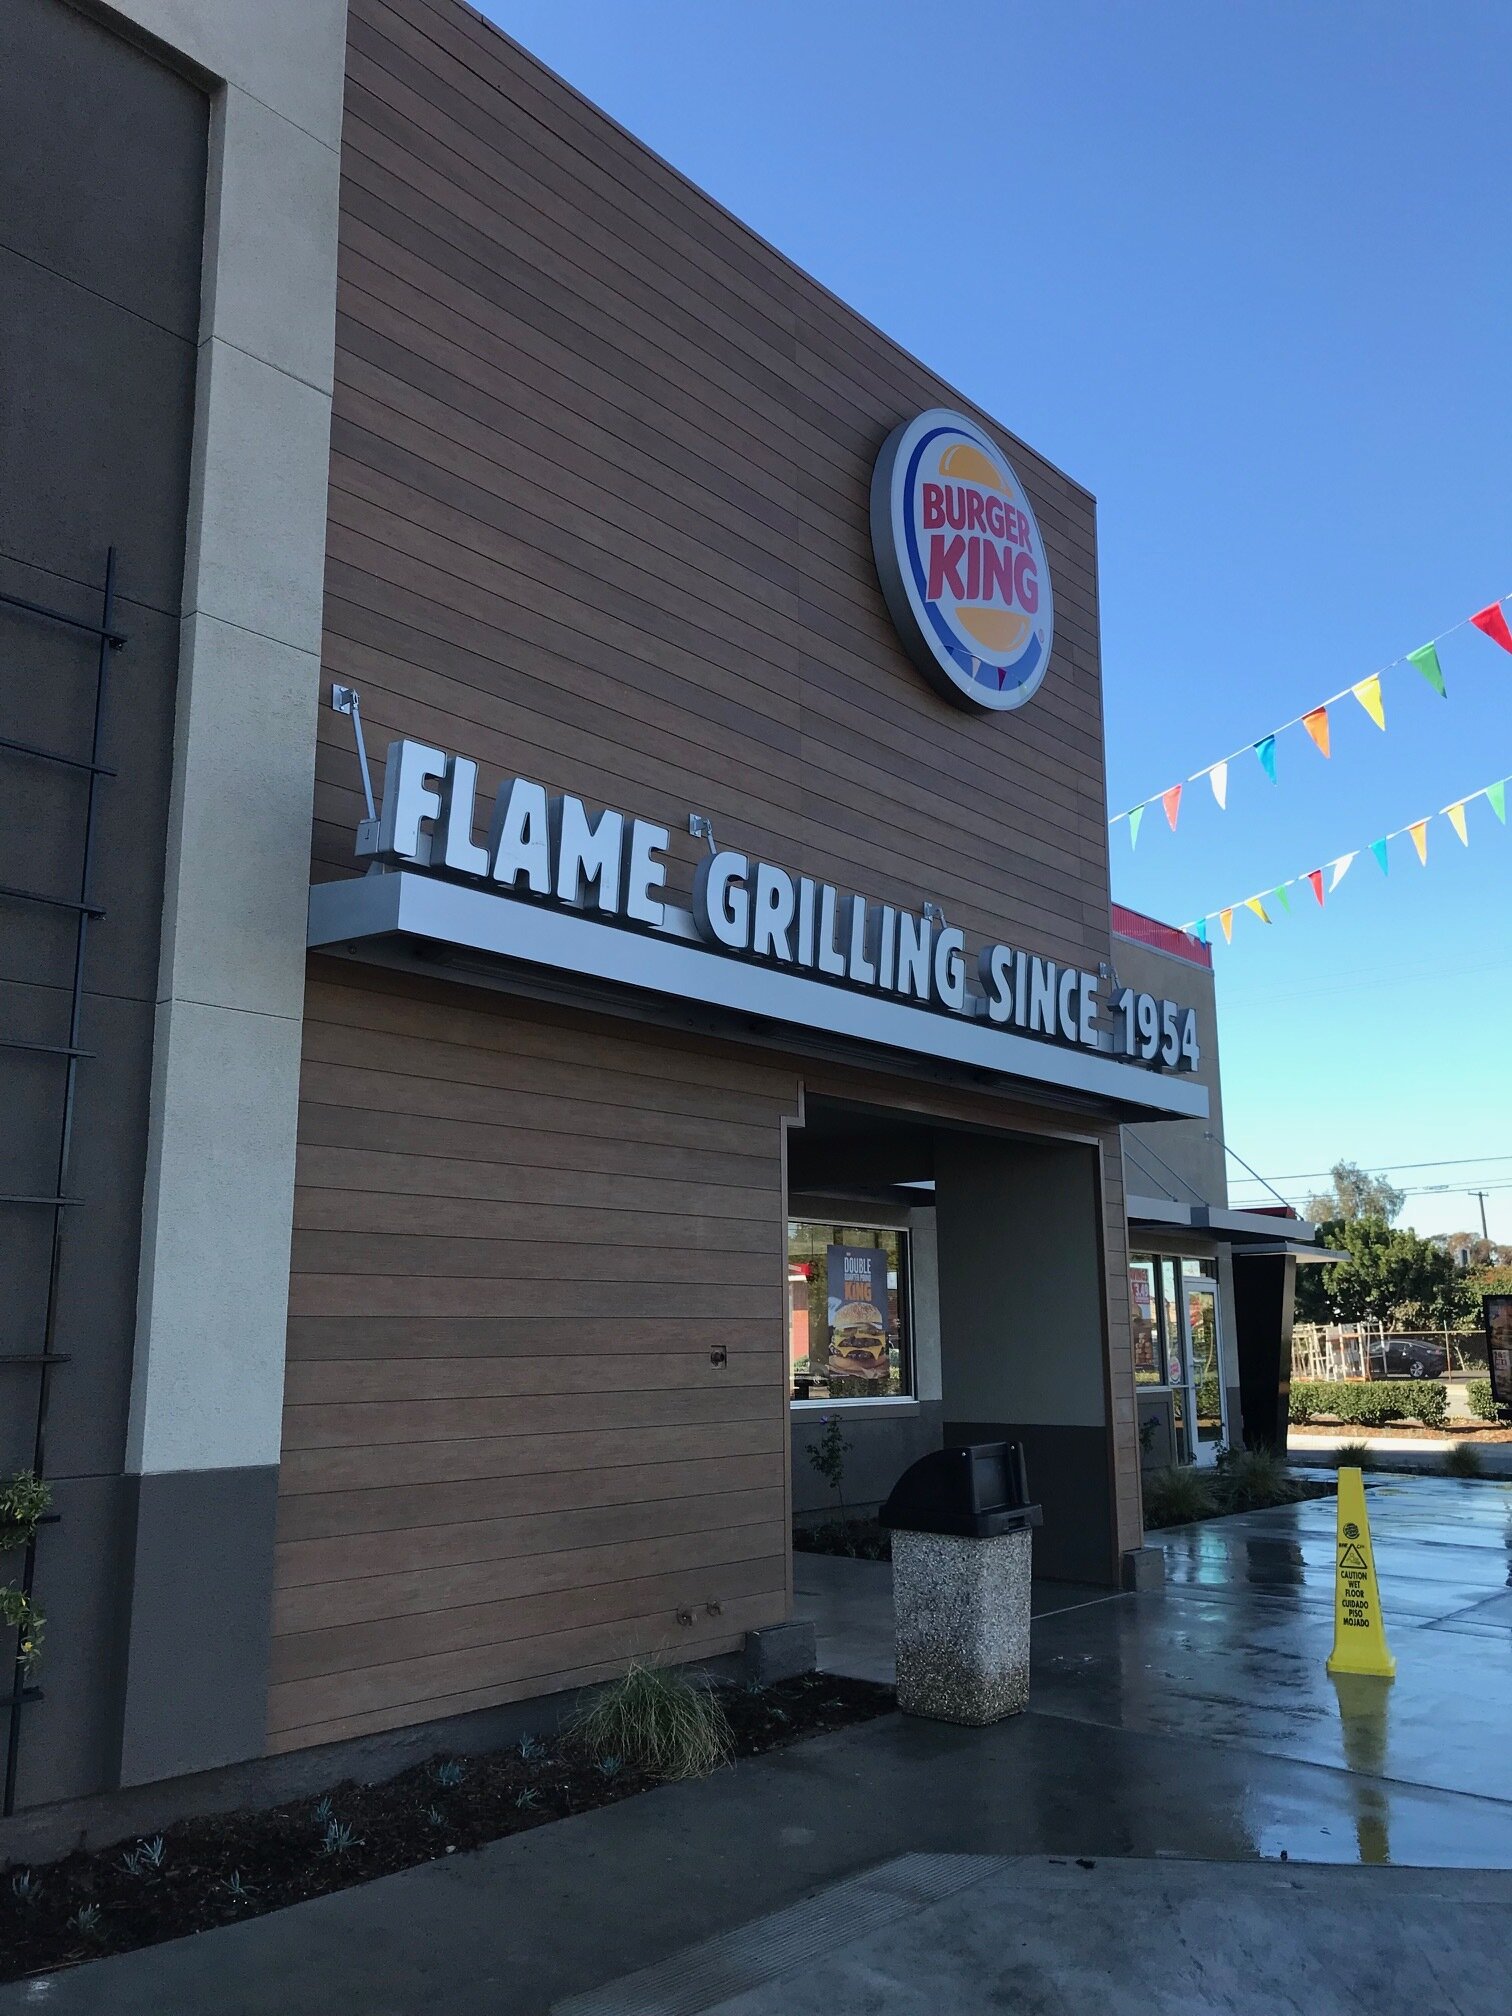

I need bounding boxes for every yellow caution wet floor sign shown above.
[1327,1467,1395,1679]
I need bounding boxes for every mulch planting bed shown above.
[0,1671,894,1982]
[793,1518,891,1561]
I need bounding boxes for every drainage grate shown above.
[553,1852,1003,2016]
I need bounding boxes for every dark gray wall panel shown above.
[791,1404,942,1522]
[1,0,206,341]
[0,252,201,615]
[118,1467,280,1787]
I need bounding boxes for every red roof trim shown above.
[1111,903,1213,970]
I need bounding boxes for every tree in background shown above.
[1441,1232,1512,1271]
[1305,1160,1406,1226]
[1294,1214,1475,1330]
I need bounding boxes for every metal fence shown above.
[1293,1321,1487,1382]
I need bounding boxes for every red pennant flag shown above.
[1161,782,1183,831]
[1471,603,1512,655]
[1307,868,1325,906]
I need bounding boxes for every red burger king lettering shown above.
[921,482,1039,614]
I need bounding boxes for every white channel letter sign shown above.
[358,740,1200,1074]
[871,408,1054,714]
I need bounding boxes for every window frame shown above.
[788,1215,917,1408]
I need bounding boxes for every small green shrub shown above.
[0,1473,51,1557]
[1288,1379,1447,1429]
[1212,1445,1302,1513]
[1444,1443,1485,1478]
[1141,1464,1217,1529]
[805,1415,853,1522]
[0,1585,43,1672]
[1467,1380,1509,1424]
[569,1661,732,1780]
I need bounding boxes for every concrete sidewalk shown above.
[556,1856,1512,2016]
[6,1474,1511,2013]
[1290,1432,1512,1476]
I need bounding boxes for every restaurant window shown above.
[1130,1250,1226,1465]
[789,1221,912,1403]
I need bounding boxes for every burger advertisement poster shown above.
[826,1245,891,1386]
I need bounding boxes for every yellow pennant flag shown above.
[1447,802,1469,845]
[1352,675,1386,730]
[1244,895,1269,924]
[1327,1467,1395,1679]
[1408,819,1429,864]
[1219,907,1234,944]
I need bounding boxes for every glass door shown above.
[1182,1268,1226,1464]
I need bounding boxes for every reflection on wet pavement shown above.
[798,1472,1512,1869]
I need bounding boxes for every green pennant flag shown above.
[1489,780,1507,825]
[1128,804,1145,849]
[1407,642,1447,697]
[1273,884,1291,914]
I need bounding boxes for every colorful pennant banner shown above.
[1179,768,1512,947]
[1110,593,1511,842]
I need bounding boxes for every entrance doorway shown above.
[786,1097,1122,1585]
[1132,1255,1228,1467]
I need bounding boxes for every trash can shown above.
[879,1441,1042,1725]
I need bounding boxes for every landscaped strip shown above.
[0,1673,894,1982]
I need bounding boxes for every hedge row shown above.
[1467,1379,1510,1423]
[1289,1379,1447,1428]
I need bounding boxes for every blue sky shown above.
[490,0,1512,1240]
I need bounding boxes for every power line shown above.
[1227,1152,1512,1183]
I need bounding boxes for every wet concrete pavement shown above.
[7,1475,1512,2012]
[800,1472,1512,1818]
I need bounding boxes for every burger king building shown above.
[2,0,1240,1827]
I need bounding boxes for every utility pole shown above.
[1470,1190,1490,1242]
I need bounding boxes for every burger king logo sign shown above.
[871,409,1054,713]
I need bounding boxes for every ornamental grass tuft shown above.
[1332,1440,1375,1470]
[1212,1444,1303,1513]
[569,1661,732,1781]
[1140,1463,1216,1529]
[1444,1442,1485,1479]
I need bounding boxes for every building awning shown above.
[308,873,1211,1124]
[1126,1193,1327,1248]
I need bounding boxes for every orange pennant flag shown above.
[1244,896,1270,924]
[1301,706,1331,757]
[1408,819,1429,864]
[1161,782,1183,831]
[1219,907,1234,944]
[1447,802,1469,846]
[1352,675,1386,730]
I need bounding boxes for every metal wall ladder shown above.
[1,549,126,1816]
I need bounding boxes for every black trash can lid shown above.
[879,1441,1043,1538]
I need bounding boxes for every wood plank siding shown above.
[271,965,800,1750]
[274,0,1133,1747]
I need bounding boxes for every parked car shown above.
[1369,1336,1448,1380]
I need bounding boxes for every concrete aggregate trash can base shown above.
[891,1526,1033,1725]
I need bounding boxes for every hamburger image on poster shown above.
[871,408,1055,713]
[826,1245,889,1384]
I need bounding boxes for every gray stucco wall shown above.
[0,0,208,1808]
[1,0,347,1816]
